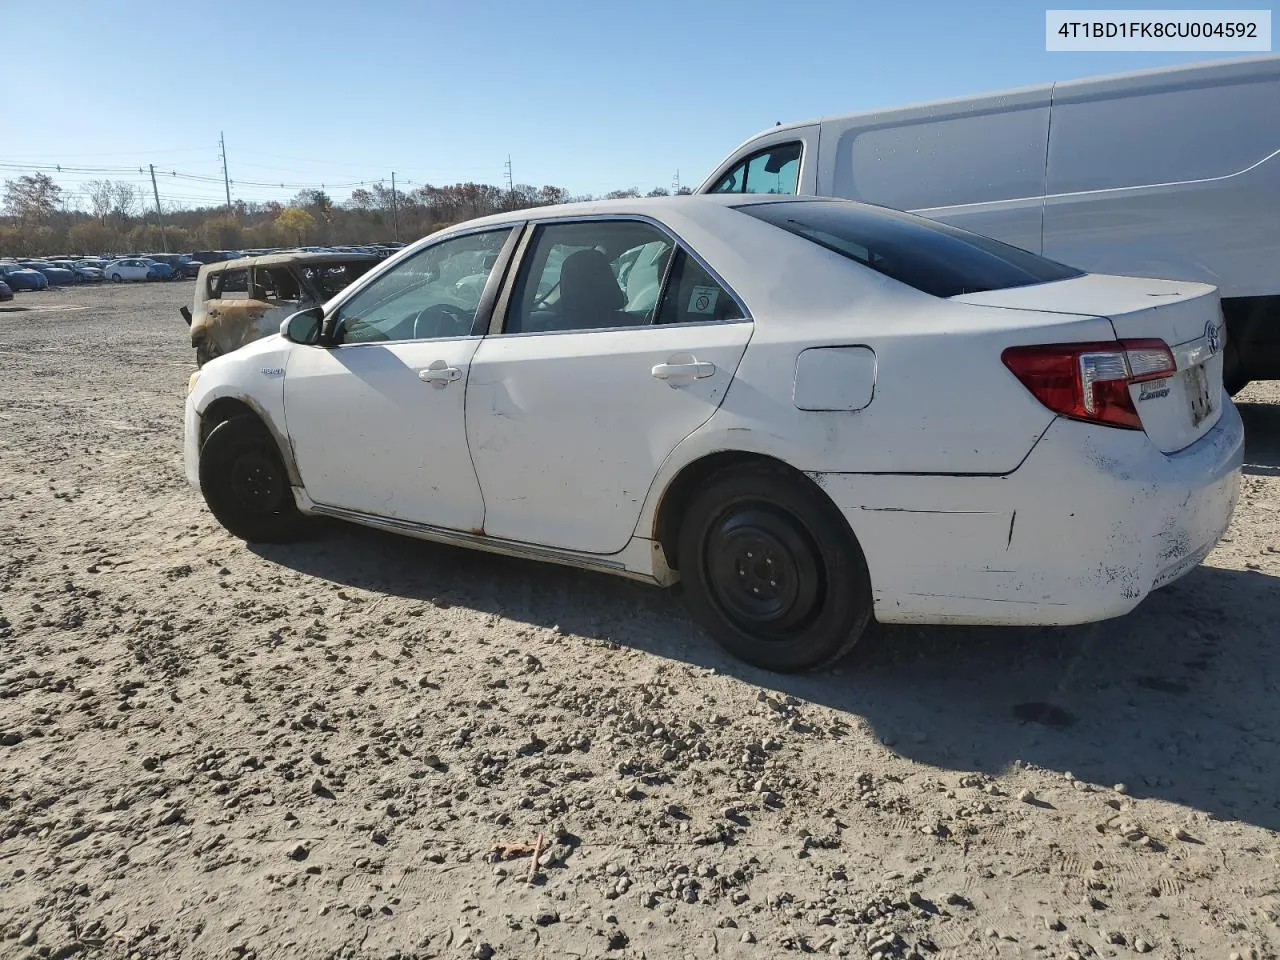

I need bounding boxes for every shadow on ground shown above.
[256,520,1280,833]
[251,394,1280,831]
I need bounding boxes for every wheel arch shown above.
[198,394,302,487]
[652,449,849,572]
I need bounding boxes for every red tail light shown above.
[1001,339,1175,430]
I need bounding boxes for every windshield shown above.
[737,200,1083,298]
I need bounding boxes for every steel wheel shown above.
[228,450,286,515]
[199,415,308,543]
[703,503,822,638]
[677,463,872,673]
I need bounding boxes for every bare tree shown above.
[85,180,114,223]
[110,182,139,224]
[346,188,375,211]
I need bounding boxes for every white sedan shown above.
[184,196,1242,672]
[103,258,152,282]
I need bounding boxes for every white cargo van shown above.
[699,55,1280,393]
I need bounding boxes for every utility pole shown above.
[390,172,400,242]
[672,169,681,194]
[504,155,514,193]
[148,163,169,253]
[219,131,232,212]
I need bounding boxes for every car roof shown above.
[430,193,822,233]
[206,251,380,271]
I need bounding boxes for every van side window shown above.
[709,142,802,195]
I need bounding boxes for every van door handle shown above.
[651,358,716,383]
[418,361,461,387]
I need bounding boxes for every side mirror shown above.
[281,306,324,345]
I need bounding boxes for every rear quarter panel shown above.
[626,206,1116,537]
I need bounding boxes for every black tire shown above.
[199,415,307,543]
[1223,339,1249,396]
[677,464,872,673]
[110,273,122,282]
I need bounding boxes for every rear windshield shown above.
[737,200,1082,298]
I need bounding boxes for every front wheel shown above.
[677,465,872,672]
[110,273,122,282]
[199,415,308,543]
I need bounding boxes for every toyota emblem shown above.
[1205,320,1222,356]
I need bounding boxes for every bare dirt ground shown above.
[1,282,1278,960]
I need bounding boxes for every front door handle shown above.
[418,360,461,387]
[651,357,716,383]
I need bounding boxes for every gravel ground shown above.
[2,282,1279,960]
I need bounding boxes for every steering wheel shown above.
[411,303,472,340]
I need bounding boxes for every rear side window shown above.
[215,268,249,300]
[655,250,744,325]
[738,200,1082,297]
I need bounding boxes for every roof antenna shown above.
[775,121,781,126]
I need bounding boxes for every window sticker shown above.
[688,284,720,316]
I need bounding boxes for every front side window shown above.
[253,267,301,302]
[709,142,802,195]
[504,219,743,334]
[505,220,675,334]
[212,268,249,300]
[738,200,1083,298]
[332,228,512,344]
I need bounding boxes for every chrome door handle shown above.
[418,362,461,387]
[651,360,715,382]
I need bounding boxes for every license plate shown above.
[1186,364,1214,427]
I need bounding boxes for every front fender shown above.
[189,340,299,485]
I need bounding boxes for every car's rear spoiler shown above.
[179,306,192,327]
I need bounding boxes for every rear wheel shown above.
[199,415,307,543]
[677,464,872,672]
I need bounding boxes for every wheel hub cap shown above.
[229,453,282,514]
[705,505,821,638]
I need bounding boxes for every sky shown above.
[0,0,1264,210]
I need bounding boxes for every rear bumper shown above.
[813,397,1244,626]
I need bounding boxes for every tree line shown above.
[0,173,692,257]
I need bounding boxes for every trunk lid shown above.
[955,274,1226,454]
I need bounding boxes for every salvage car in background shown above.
[0,264,49,291]
[26,261,77,285]
[54,260,104,282]
[184,196,1242,673]
[103,258,153,282]
[0,280,12,302]
[140,258,174,281]
[183,251,378,365]
[145,253,201,279]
